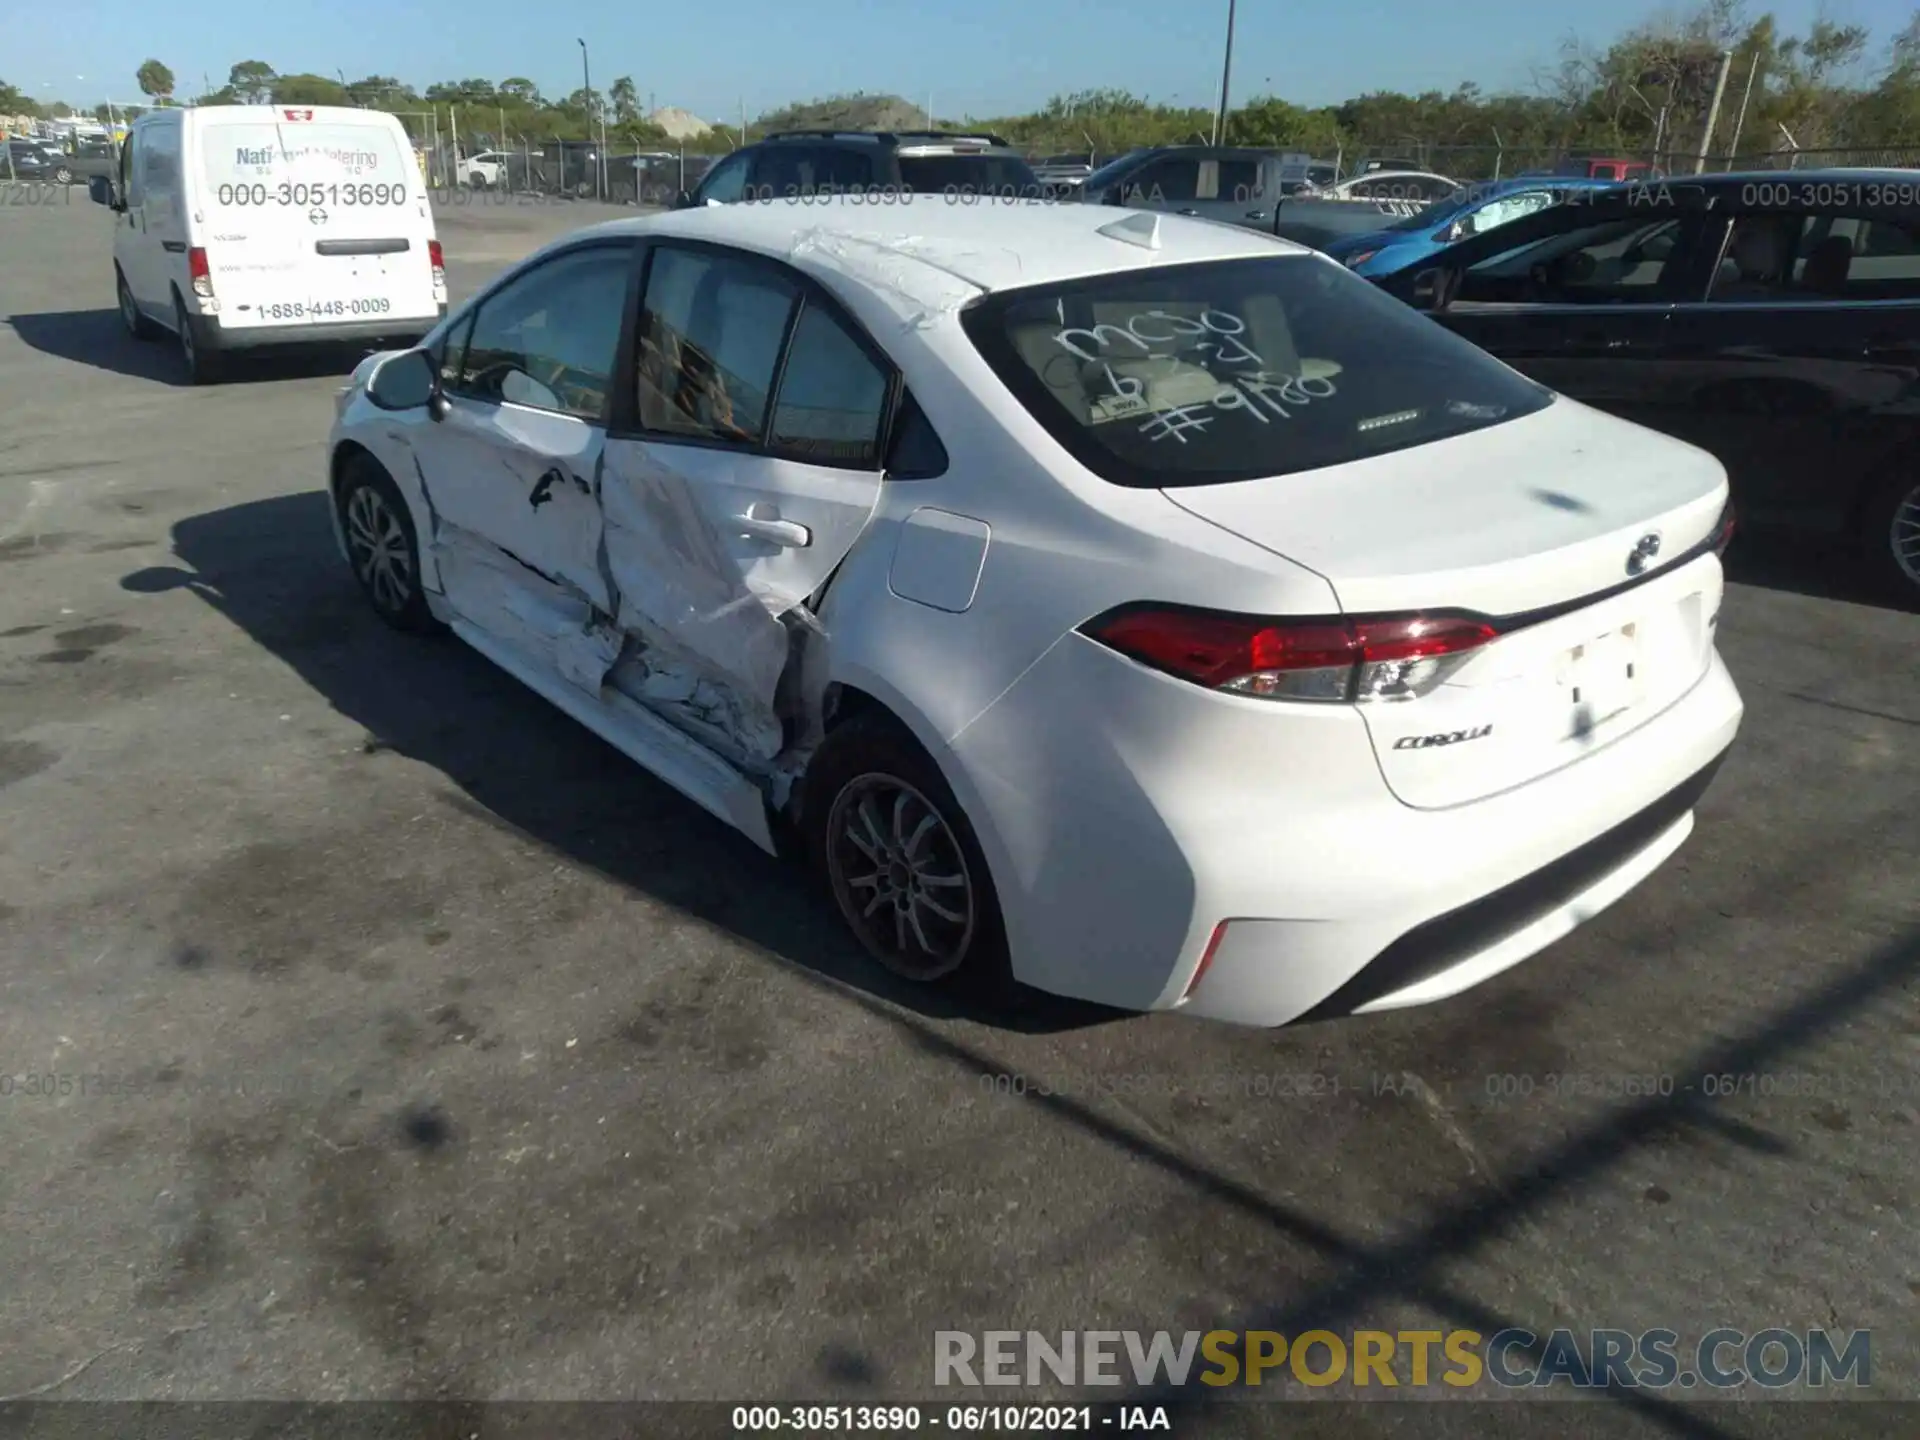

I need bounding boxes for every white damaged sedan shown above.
[327,196,1742,1026]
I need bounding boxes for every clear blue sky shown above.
[14,0,1906,122]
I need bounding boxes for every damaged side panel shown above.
[394,397,882,840]
[593,435,884,781]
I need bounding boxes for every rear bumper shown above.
[945,630,1743,1027]
[195,308,445,352]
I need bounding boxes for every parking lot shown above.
[1,191,1916,1428]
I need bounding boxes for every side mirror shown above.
[672,189,694,210]
[1408,266,1459,313]
[88,175,113,207]
[366,349,445,417]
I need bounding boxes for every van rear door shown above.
[194,110,441,333]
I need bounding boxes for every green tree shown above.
[610,76,639,123]
[0,77,41,117]
[228,60,277,104]
[499,77,541,105]
[273,74,349,106]
[136,59,175,104]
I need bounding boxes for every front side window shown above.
[449,245,632,420]
[962,255,1552,489]
[696,151,749,203]
[122,133,143,205]
[1460,189,1556,238]
[1470,214,1692,301]
[634,245,799,444]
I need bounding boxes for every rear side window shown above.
[961,255,1552,489]
[769,303,891,467]
[634,246,800,444]
[751,144,876,196]
[198,121,412,210]
[895,153,1040,195]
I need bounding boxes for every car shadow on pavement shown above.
[122,491,1119,1035]
[6,309,377,387]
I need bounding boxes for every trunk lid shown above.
[1162,399,1729,809]
[1160,397,1726,617]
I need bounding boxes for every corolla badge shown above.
[1626,532,1663,576]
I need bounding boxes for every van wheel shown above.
[1864,472,1920,609]
[174,294,222,385]
[803,714,1013,997]
[337,454,443,634]
[117,269,159,340]
[51,164,73,186]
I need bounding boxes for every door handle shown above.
[736,514,810,547]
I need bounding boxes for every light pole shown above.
[1211,0,1237,147]
[577,38,600,199]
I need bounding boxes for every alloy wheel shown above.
[1893,481,1920,588]
[825,775,976,981]
[344,484,415,614]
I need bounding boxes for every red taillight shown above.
[187,246,213,299]
[1081,604,1498,704]
[427,239,445,286]
[1183,921,1230,1000]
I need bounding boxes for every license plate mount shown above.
[1561,622,1643,730]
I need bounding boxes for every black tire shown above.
[1862,471,1920,609]
[336,454,444,634]
[173,293,223,385]
[117,267,159,340]
[801,713,1014,998]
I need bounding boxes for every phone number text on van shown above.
[215,182,411,209]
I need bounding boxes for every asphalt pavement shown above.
[0,186,1916,1431]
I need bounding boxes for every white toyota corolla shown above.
[327,196,1742,1026]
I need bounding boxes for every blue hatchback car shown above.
[1322,175,1626,278]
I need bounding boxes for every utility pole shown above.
[1693,48,1734,174]
[1724,50,1762,168]
[577,39,592,198]
[1212,0,1237,147]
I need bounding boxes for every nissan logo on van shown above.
[1394,725,1493,750]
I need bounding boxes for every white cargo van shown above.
[91,105,447,383]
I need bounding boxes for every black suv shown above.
[680,130,1044,204]
[1375,170,1920,604]
[5,139,57,181]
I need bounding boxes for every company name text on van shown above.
[234,146,383,170]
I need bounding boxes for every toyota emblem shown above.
[1626,532,1662,576]
[308,207,327,225]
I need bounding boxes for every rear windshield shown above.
[961,255,1553,489]
[895,153,1041,195]
[199,120,414,211]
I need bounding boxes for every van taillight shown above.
[187,247,213,299]
[1080,604,1498,704]
[427,239,445,288]
[1711,500,1736,557]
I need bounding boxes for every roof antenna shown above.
[1096,211,1162,251]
